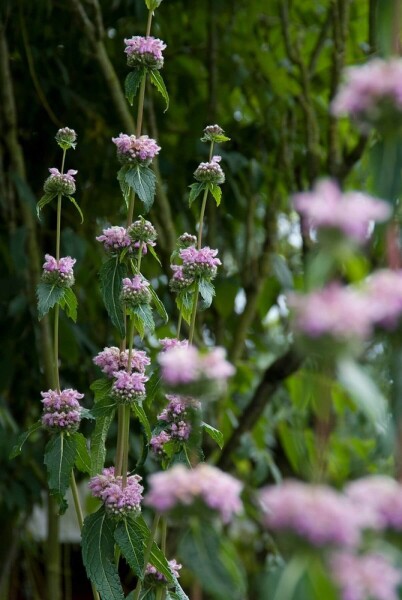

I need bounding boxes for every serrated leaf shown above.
[114,516,144,578]
[91,378,114,402]
[198,279,215,309]
[202,422,224,449]
[73,432,91,474]
[10,420,42,458]
[131,403,152,441]
[59,287,78,322]
[99,256,127,338]
[129,303,155,339]
[125,68,146,106]
[145,372,161,407]
[36,192,57,219]
[91,396,117,418]
[171,579,189,600]
[147,244,162,266]
[208,183,222,206]
[117,166,131,208]
[67,196,84,223]
[149,70,169,112]
[136,516,173,583]
[37,283,67,320]
[44,433,77,512]
[176,291,194,325]
[82,507,124,600]
[188,182,206,207]
[125,166,156,213]
[149,286,168,322]
[90,412,115,476]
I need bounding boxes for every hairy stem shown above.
[133,514,160,600]
[54,305,60,391]
[197,187,209,250]
[121,405,131,488]
[189,282,199,345]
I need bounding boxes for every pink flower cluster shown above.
[150,395,199,456]
[41,254,76,287]
[41,388,83,432]
[160,338,189,352]
[294,179,390,243]
[158,345,234,389]
[110,370,148,405]
[96,226,131,252]
[124,36,166,70]
[346,476,402,531]
[127,218,157,254]
[93,346,150,378]
[121,275,151,307]
[145,559,182,583]
[259,480,367,547]
[112,133,160,166]
[194,155,225,185]
[169,265,194,292]
[180,246,221,280]
[332,58,402,131]
[364,270,402,329]
[44,168,78,196]
[89,467,143,518]
[330,551,402,600]
[145,464,243,523]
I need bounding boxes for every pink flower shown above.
[364,270,402,329]
[121,275,152,307]
[194,156,225,184]
[110,370,148,404]
[159,338,189,352]
[96,226,131,252]
[180,246,221,280]
[145,559,182,583]
[41,254,76,287]
[89,468,143,518]
[346,475,402,531]
[93,346,150,377]
[41,388,84,432]
[150,431,171,455]
[112,133,160,166]
[43,168,78,196]
[124,36,166,70]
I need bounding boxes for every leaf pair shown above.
[188,182,222,207]
[125,68,169,112]
[117,164,157,213]
[37,193,84,223]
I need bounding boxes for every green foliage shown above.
[175,290,194,324]
[67,195,84,223]
[188,182,206,206]
[124,165,157,212]
[129,303,155,338]
[149,286,168,322]
[149,70,169,112]
[59,287,78,322]
[82,507,124,600]
[36,192,57,219]
[131,403,152,441]
[202,422,224,449]
[125,69,146,106]
[9,421,42,458]
[44,432,77,512]
[36,283,67,320]
[208,183,222,206]
[99,256,127,338]
[198,278,215,309]
[73,431,91,474]
[114,516,144,577]
[136,515,174,583]
[90,412,116,476]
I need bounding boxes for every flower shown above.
[364,270,402,330]
[293,179,390,243]
[332,58,402,132]
[43,168,77,196]
[121,276,152,307]
[96,226,131,252]
[150,394,199,457]
[124,36,166,70]
[194,155,225,184]
[201,124,229,143]
[145,559,182,583]
[110,370,148,404]
[112,133,161,167]
[150,431,171,455]
[41,388,84,432]
[177,233,197,248]
[259,480,364,547]
[159,338,189,352]
[169,265,194,292]
[330,551,402,600]
[145,464,243,523]
[346,476,402,531]
[89,467,143,519]
[55,127,77,150]
[127,218,157,253]
[180,246,221,280]
[41,254,76,287]
[93,346,150,377]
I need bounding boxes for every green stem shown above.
[146,9,153,36]
[197,188,209,249]
[188,282,199,345]
[133,514,160,600]
[121,405,131,488]
[137,241,144,272]
[115,405,125,477]
[54,305,60,391]
[127,190,136,228]
[177,312,182,338]
[56,194,62,260]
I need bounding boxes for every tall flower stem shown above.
[188,282,199,345]
[133,514,160,600]
[197,187,209,250]
[53,148,66,391]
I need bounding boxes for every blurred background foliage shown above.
[0,0,394,598]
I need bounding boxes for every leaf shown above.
[44,433,77,513]
[36,192,57,219]
[67,196,84,223]
[117,166,131,208]
[208,183,222,206]
[82,507,124,600]
[99,256,127,338]
[91,396,117,419]
[9,420,42,458]
[73,432,91,474]
[129,303,155,339]
[149,286,168,322]
[147,244,162,266]
[90,411,115,476]
[125,68,146,106]
[198,279,215,309]
[131,403,151,441]
[90,378,114,402]
[36,282,66,320]
[176,291,194,325]
[145,372,161,407]
[188,182,206,206]
[136,515,174,583]
[149,70,169,112]
[59,287,78,322]
[125,165,156,213]
[114,516,144,578]
[171,580,189,600]
[202,422,224,449]
[145,0,164,10]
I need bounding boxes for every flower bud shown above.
[43,168,77,196]
[194,156,225,185]
[121,276,152,307]
[55,127,77,150]
[124,36,166,70]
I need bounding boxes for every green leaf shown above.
[208,183,222,206]
[145,372,161,407]
[188,182,206,206]
[91,396,117,419]
[125,165,156,213]
[36,192,57,219]
[145,0,164,9]
[149,70,169,112]
[73,432,91,474]
[9,420,42,458]
[149,286,168,322]
[202,422,224,449]
[198,279,215,309]
[36,282,67,320]
[82,507,124,600]
[136,515,174,583]
[200,133,230,144]
[129,303,155,339]
[59,287,78,322]
[67,196,84,223]
[44,433,77,512]
[125,68,146,106]
[99,256,127,338]
[147,243,162,266]
[90,412,115,476]
[114,516,144,578]
[117,166,131,208]
[131,403,151,441]
[91,378,114,402]
[176,291,194,325]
